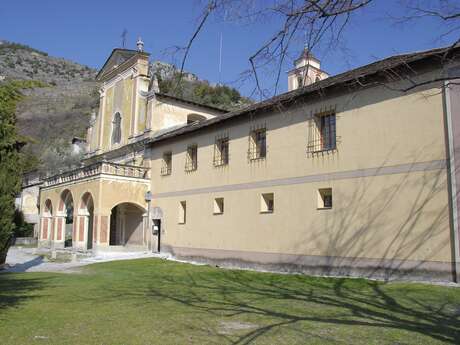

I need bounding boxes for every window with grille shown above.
[307,112,337,154]
[214,136,229,166]
[248,128,266,160]
[161,152,172,176]
[185,145,198,171]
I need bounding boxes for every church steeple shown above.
[287,47,329,91]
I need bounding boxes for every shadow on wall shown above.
[144,268,460,344]
[294,144,452,281]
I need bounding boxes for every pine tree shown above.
[0,82,24,265]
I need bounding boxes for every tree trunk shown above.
[0,236,13,266]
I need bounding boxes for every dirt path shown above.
[2,247,158,273]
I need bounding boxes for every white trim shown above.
[103,68,135,90]
[41,174,149,191]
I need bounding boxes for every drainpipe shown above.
[443,76,460,283]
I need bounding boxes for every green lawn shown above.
[0,258,459,345]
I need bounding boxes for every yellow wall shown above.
[99,77,134,150]
[149,79,451,264]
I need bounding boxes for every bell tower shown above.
[288,47,329,91]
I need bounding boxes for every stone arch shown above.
[109,202,147,248]
[59,189,74,247]
[78,192,95,250]
[41,199,53,240]
[44,199,53,217]
[187,113,207,124]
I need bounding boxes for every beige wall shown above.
[148,79,451,266]
[148,97,220,132]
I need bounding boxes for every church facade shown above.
[38,43,460,282]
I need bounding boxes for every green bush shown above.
[13,210,34,237]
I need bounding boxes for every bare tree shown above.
[172,0,372,99]
[398,0,460,44]
[170,0,460,99]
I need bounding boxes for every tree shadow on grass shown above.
[0,273,50,313]
[145,269,460,344]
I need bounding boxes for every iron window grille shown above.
[307,111,337,155]
[213,135,229,166]
[248,126,267,161]
[161,152,172,176]
[185,145,198,172]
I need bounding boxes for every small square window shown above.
[213,198,224,214]
[260,193,274,213]
[318,188,332,209]
[161,152,172,176]
[178,201,186,224]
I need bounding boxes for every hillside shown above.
[151,61,252,110]
[0,41,99,174]
[0,41,251,175]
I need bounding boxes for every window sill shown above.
[160,173,172,177]
[213,162,228,167]
[260,210,274,214]
[249,157,266,162]
[317,207,332,210]
[307,147,337,155]
[178,222,186,225]
[213,212,223,215]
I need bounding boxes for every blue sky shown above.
[0,1,457,97]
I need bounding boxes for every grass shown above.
[0,258,459,345]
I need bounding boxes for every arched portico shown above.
[38,160,150,252]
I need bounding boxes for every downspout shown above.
[443,76,460,283]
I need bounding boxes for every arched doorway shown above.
[109,203,146,248]
[79,192,94,250]
[59,190,74,248]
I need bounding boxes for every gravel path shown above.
[2,247,159,273]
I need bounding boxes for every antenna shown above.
[121,29,128,48]
[218,32,223,85]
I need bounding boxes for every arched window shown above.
[187,113,207,124]
[297,75,303,88]
[112,112,122,145]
